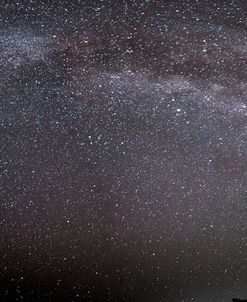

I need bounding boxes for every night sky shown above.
[1,1,247,301]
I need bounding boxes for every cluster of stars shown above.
[0,1,247,302]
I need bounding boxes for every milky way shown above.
[1,1,247,301]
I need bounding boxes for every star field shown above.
[0,1,247,301]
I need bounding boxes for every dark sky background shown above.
[0,0,247,301]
